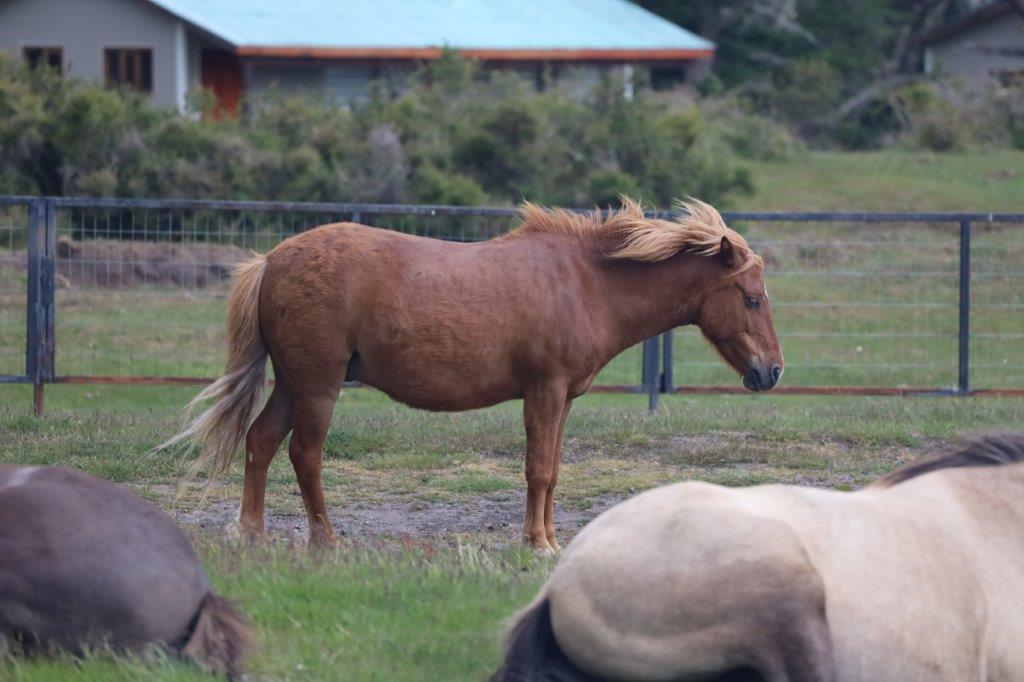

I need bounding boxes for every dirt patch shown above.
[165,491,623,546]
[54,238,252,289]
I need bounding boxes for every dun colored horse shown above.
[494,432,1024,681]
[167,199,782,550]
[0,465,250,678]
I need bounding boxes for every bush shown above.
[891,81,971,152]
[983,83,1024,151]
[698,96,805,161]
[884,79,1024,153]
[0,51,763,208]
[770,58,843,125]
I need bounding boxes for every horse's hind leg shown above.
[289,390,342,547]
[237,381,294,539]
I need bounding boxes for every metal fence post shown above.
[26,199,56,414]
[661,330,674,394]
[957,220,970,394]
[26,199,40,407]
[642,336,660,412]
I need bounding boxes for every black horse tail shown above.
[181,592,252,680]
[491,598,595,681]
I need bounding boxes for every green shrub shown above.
[699,96,805,161]
[891,82,971,152]
[411,164,488,206]
[988,84,1024,150]
[587,169,642,207]
[887,79,1024,153]
[770,58,843,124]
[0,51,762,208]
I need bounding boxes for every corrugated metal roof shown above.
[147,0,713,52]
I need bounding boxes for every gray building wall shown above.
[249,64,328,96]
[0,0,186,108]
[927,13,1024,84]
[246,62,419,104]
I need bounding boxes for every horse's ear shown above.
[718,236,736,269]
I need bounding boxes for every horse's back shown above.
[543,478,998,680]
[0,465,209,651]
[545,482,835,680]
[259,223,605,410]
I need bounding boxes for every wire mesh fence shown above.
[971,222,1024,390]
[671,219,965,390]
[43,199,648,390]
[0,201,28,380]
[2,196,1022,411]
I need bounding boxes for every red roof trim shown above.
[235,46,714,61]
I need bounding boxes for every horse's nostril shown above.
[771,365,782,382]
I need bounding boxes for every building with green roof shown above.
[1,0,714,112]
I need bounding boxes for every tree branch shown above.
[827,74,919,123]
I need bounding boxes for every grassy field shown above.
[744,150,1024,212]
[0,150,1022,679]
[1,386,1023,679]
[0,541,546,682]
[4,536,548,679]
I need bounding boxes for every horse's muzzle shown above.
[743,364,782,392]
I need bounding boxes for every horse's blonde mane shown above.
[514,197,761,273]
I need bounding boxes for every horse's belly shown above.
[379,379,520,411]
[352,352,521,411]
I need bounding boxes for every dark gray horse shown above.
[0,465,250,677]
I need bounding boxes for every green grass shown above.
[744,150,1024,212]
[0,388,1022,679]
[2,386,1022,501]
[1,542,548,682]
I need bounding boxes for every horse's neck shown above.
[952,465,1024,528]
[886,465,1024,537]
[597,254,711,350]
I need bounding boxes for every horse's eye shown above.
[745,296,760,309]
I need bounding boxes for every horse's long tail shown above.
[160,255,269,477]
[181,592,252,680]
[491,598,595,681]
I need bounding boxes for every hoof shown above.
[523,534,555,554]
[223,516,242,540]
[225,516,268,545]
[308,531,341,550]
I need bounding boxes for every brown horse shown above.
[494,433,1024,681]
[166,198,782,550]
[0,465,250,678]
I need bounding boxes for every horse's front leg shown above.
[543,398,573,552]
[522,384,568,552]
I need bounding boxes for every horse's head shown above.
[560,196,784,391]
[695,239,783,392]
